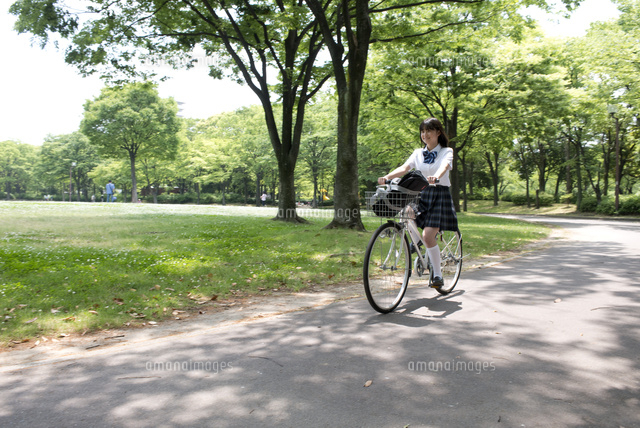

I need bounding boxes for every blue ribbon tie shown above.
[423,150,437,164]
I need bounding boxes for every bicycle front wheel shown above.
[363,222,411,313]
[434,230,463,295]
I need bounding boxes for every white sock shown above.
[427,245,442,278]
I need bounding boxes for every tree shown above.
[81,82,181,202]
[38,132,100,201]
[304,0,577,227]
[300,97,337,208]
[0,140,37,199]
[10,0,331,221]
[188,106,277,205]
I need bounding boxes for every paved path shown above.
[1,216,639,427]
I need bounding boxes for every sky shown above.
[0,0,622,147]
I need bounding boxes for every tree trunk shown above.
[326,89,364,229]
[255,172,262,207]
[565,140,572,195]
[574,144,583,211]
[274,157,304,222]
[222,182,227,206]
[129,151,138,202]
[536,141,547,193]
[484,151,500,207]
[312,0,370,231]
[461,150,468,212]
[443,107,460,212]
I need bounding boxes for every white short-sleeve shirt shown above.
[403,144,453,187]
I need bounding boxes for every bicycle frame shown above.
[392,204,433,280]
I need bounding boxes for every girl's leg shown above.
[422,227,443,281]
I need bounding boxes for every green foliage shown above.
[81,82,180,160]
[509,192,554,206]
[559,193,577,204]
[579,196,598,212]
[468,188,493,201]
[81,82,181,202]
[8,0,640,215]
[0,140,38,198]
[619,195,640,215]
[595,198,616,215]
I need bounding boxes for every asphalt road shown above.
[1,216,639,428]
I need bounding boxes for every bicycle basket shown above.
[367,186,420,218]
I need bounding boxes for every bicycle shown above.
[363,180,463,313]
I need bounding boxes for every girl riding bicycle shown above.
[377,117,458,288]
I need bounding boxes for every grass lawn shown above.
[0,201,550,345]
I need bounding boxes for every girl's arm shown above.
[378,163,411,185]
[428,148,453,183]
[430,163,451,182]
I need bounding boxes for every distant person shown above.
[105,180,115,202]
[261,192,267,206]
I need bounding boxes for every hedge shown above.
[579,195,640,215]
[509,192,554,207]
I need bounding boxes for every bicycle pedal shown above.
[429,276,444,288]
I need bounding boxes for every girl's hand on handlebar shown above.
[427,176,440,185]
[377,177,388,185]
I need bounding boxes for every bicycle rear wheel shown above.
[363,222,411,313]
[434,230,463,295]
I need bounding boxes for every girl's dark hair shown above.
[419,117,449,148]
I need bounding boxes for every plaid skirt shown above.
[415,185,458,231]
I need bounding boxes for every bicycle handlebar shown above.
[384,178,440,185]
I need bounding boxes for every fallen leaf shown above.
[88,310,99,315]
[364,380,373,387]
[113,298,124,305]
[24,317,37,324]
[211,294,218,301]
[62,316,76,322]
